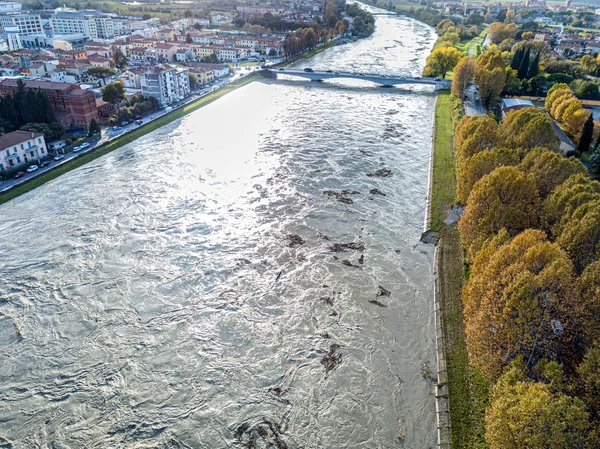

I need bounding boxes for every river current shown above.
[0,11,437,449]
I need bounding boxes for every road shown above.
[0,66,262,193]
[548,112,576,154]
[463,84,486,116]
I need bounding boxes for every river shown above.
[0,10,438,449]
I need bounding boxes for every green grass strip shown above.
[0,75,260,206]
[430,90,457,231]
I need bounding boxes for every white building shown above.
[0,130,48,172]
[50,9,115,40]
[0,14,43,36]
[1,25,22,50]
[0,1,21,13]
[140,64,190,106]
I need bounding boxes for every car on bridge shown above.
[303,68,314,72]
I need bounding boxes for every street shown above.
[463,84,486,116]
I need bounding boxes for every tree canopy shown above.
[451,56,475,99]
[475,48,506,106]
[485,366,595,449]
[459,166,539,259]
[423,46,462,79]
[496,108,559,153]
[101,81,126,106]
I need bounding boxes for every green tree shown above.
[112,48,128,70]
[423,46,462,79]
[186,32,193,44]
[517,46,530,79]
[576,113,594,154]
[591,147,600,172]
[88,118,101,136]
[188,72,197,90]
[485,367,596,449]
[528,51,540,78]
[87,66,116,86]
[101,81,126,119]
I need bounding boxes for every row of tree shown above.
[454,109,600,447]
[545,83,594,150]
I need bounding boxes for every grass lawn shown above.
[0,75,261,206]
[430,91,458,231]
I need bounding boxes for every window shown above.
[16,156,20,163]
[20,144,23,150]
[28,141,31,148]
[40,148,44,154]
[4,149,8,157]
[38,138,41,144]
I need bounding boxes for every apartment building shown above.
[140,64,190,107]
[0,130,48,172]
[0,14,43,36]
[50,10,115,40]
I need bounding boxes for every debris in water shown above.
[328,242,365,252]
[329,311,338,317]
[320,296,334,306]
[321,343,343,373]
[358,254,364,265]
[236,258,252,266]
[317,232,330,240]
[320,332,331,339]
[377,285,392,297]
[234,420,289,449]
[341,258,360,268]
[369,188,386,196]
[275,270,283,281]
[323,189,360,204]
[285,233,305,247]
[369,299,387,307]
[366,168,393,178]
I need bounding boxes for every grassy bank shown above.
[0,75,260,206]
[430,90,460,231]
[431,90,489,449]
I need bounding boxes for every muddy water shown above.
[0,11,438,449]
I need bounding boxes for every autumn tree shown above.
[488,22,517,43]
[497,107,559,153]
[556,199,600,274]
[454,114,498,162]
[541,174,600,237]
[545,83,571,114]
[423,46,462,79]
[474,48,506,106]
[451,56,475,99]
[457,147,520,204]
[463,229,578,381]
[485,366,596,449]
[459,166,539,259]
[518,147,586,198]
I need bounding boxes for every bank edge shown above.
[0,74,261,206]
[429,89,489,449]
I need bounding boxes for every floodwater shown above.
[0,10,438,449]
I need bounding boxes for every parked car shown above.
[26,165,39,173]
[13,171,25,179]
[120,121,128,126]
[414,76,421,79]
[40,160,50,167]
[326,70,333,73]
[434,78,441,81]
[54,154,65,161]
[303,67,314,72]
[72,146,82,153]
[278,68,285,71]
[475,96,480,101]
[80,142,90,149]
[334,71,340,75]
[112,126,122,131]
[135,120,143,125]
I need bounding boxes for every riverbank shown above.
[0,75,260,206]
[430,90,489,448]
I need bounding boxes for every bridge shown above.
[262,69,452,90]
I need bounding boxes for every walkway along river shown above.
[0,9,439,448]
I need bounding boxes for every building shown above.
[0,2,22,13]
[0,130,48,172]
[50,9,115,40]
[140,64,190,106]
[187,62,229,78]
[0,79,98,128]
[501,98,534,116]
[0,14,43,36]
